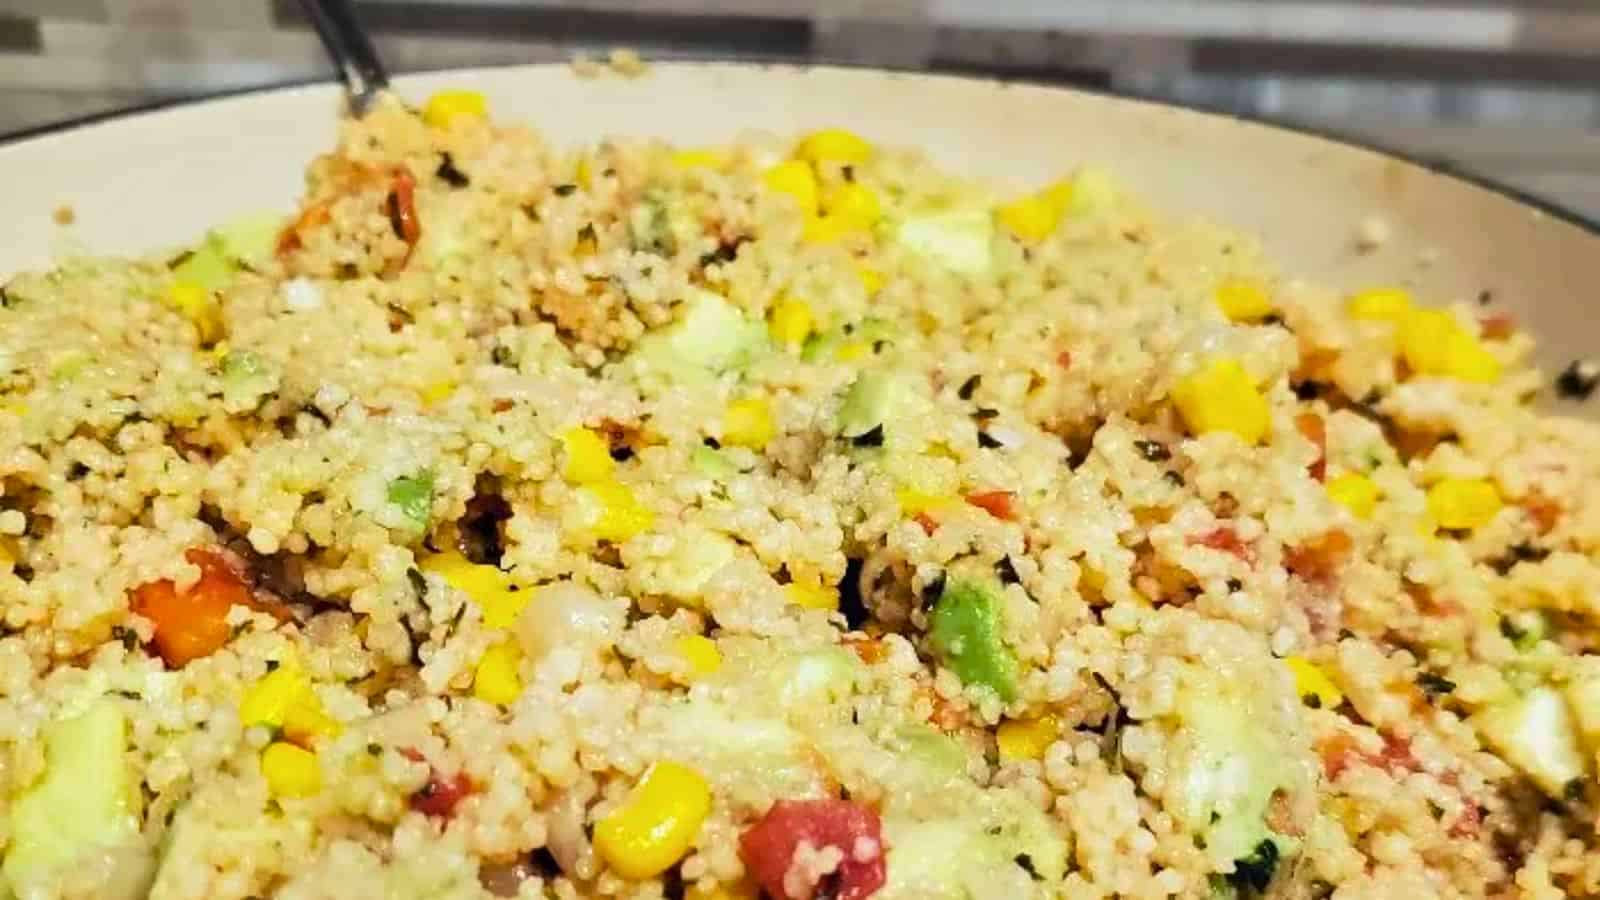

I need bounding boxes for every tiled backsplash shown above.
[1,0,1598,216]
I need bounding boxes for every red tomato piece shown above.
[402,749,475,819]
[739,799,886,900]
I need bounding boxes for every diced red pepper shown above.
[402,749,475,819]
[913,512,938,536]
[1479,314,1516,340]
[1055,351,1072,370]
[388,167,422,248]
[1294,413,1326,482]
[739,798,886,900]
[964,490,1016,521]
[1189,526,1254,563]
[130,547,253,668]
[1285,529,1351,583]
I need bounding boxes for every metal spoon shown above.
[298,0,390,117]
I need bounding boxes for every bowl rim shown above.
[4,58,1596,236]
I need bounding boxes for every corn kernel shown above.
[784,581,839,612]
[1172,357,1270,444]
[769,298,814,348]
[796,129,873,165]
[261,741,321,797]
[834,341,870,363]
[996,714,1060,762]
[1285,656,1344,709]
[856,265,884,296]
[473,642,522,705]
[581,481,655,543]
[1326,473,1380,519]
[168,279,222,344]
[594,761,713,880]
[283,701,341,744]
[419,551,529,629]
[1214,277,1274,322]
[422,89,488,129]
[820,183,882,231]
[896,489,957,516]
[1398,309,1500,383]
[561,426,616,485]
[1427,478,1502,531]
[670,148,727,170]
[995,194,1059,244]
[763,160,818,215]
[675,635,722,677]
[1040,178,1075,216]
[801,213,852,244]
[722,398,775,449]
[1346,287,1414,324]
[1,402,26,418]
[419,381,455,406]
[575,156,594,190]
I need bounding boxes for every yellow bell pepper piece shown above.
[1284,656,1343,709]
[422,90,488,129]
[1399,309,1501,383]
[784,581,839,612]
[594,761,713,880]
[1214,277,1274,322]
[241,660,342,744]
[419,551,529,630]
[580,481,655,544]
[763,160,819,215]
[674,635,722,677]
[722,398,775,449]
[1427,478,1502,531]
[561,426,616,485]
[168,279,223,344]
[1346,287,1414,324]
[996,714,1060,762]
[1172,357,1270,444]
[473,642,522,705]
[261,741,321,797]
[995,195,1060,244]
[801,213,853,244]
[1326,472,1380,519]
[796,129,873,165]
[856,264,884,296]
[768,298,814,348]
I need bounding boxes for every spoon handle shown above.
[298,0,389,116]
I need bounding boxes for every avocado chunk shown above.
[928,578,1018,702]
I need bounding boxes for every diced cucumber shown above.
[690,445,740,480]
[1172,671,1300,863]
[888,723,968,779]
[1063,166,1122,218]
[3,702,141,895]
[209,212,283,268]
[635,289,766,378]
[769,646,864,709]
[655,527,736,602]
[1567,674,1600,754]
[1475,686,1587,797]
[894,208,994,277]
[838,371,896,438]
[928,578,1018,702]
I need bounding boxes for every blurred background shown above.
[1,0,1597,218]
